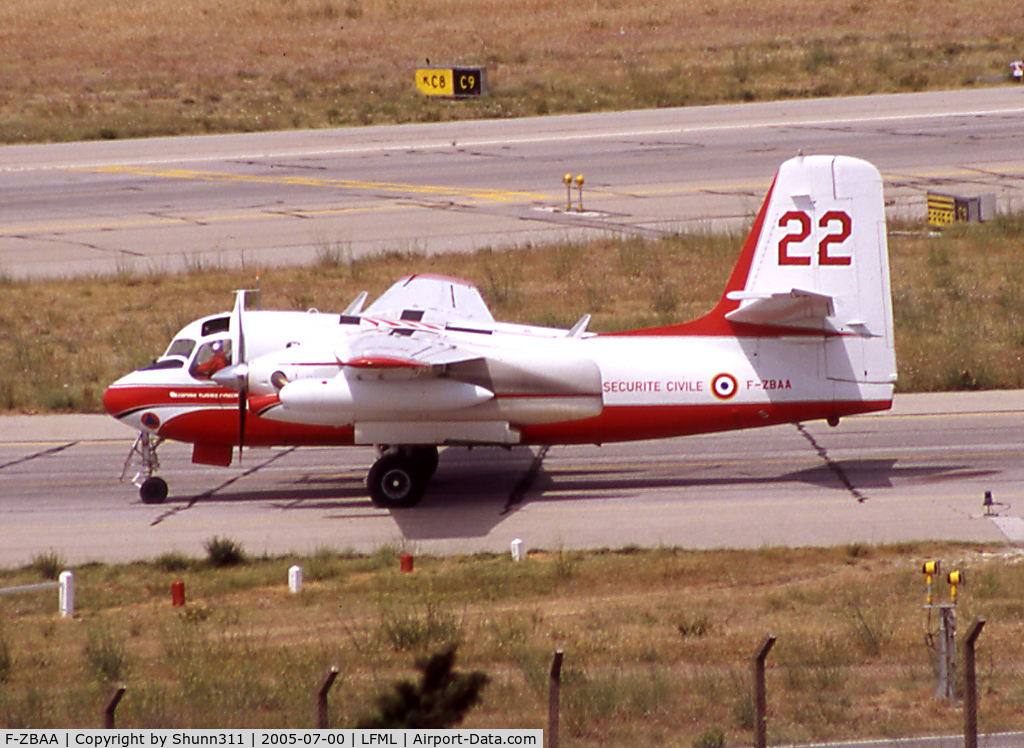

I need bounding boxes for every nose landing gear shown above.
[120,432,169,504]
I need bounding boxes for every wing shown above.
[363,274,495,327]
[337,329,484,370]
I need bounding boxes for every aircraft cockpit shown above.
[139,311,237,381]
[189,339,232,379]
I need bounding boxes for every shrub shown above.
[204,536,247,567]
[355,646,489,729]
[30,551,63,581]
[154,551,194,572]
[378,599,461,652]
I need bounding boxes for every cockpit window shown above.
[201,317,231,337]
[164,339,196,359]
[190,339,233,379]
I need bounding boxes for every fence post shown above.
[936,605,957,701]
[316,667,340,728]
[752,634,776,748]
[548,650,564,748]
[963,619,985,748]
[103,685,126,728]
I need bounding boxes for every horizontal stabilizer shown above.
[724,288,835,328]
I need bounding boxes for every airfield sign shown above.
[416,66,486,97]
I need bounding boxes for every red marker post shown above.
[171,580,186,606]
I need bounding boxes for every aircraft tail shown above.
[637,154,896,387]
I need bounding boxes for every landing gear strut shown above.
[366,446,439,509]
[120,433,169,504]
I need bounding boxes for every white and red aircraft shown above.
[104,154,896,507]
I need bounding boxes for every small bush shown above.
[204,536,247,567]
[30,551,63,581]
[355,645,489,729]
[552,548,579,580]
[677,612,714,638]
[838,590,900,656]
[154,551,194,572]
[379,599,461,652]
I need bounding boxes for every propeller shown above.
[212,290,250,460]
[233,290,248,457]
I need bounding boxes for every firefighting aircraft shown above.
[104,154,896,507]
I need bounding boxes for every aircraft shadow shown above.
[168,452,996,541]
[392,458,997,540]
[522,460,990,498]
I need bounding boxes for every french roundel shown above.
[711,373,738,400]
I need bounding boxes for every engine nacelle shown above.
[277,375,493,423]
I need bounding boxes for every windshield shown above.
[164,338,196,359]
[189,338,233,379]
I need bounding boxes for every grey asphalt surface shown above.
[4,91,1024,565]
[2,88,1024,278]
[2,390,1023,567]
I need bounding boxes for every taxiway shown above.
[2,391,1023,567]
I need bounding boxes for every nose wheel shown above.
[120,433,170,504]
[366,446,439,508]
[139,476,169,504]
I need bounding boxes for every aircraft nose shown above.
[102,382,122,417]
[102,373,141,418]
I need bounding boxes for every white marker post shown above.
[59,571,75,617]
[289,565,303,594]
[511,539,524,562]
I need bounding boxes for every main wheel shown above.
[367,452,428,508]
[409,445,440,480]
[139,476,169,504]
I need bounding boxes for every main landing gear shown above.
[366,446,439,509]
[120,432,169,504]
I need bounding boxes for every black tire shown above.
[367,452,427,508]
[409,445,440,480]
[139,476,169,504]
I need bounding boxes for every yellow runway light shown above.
[922,561,940,605]
[948,570,963,604]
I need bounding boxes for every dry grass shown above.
[2,215,1024,413]
[891,213,1024,391]
[1,0,1022,142]
[0,542,1022,741]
